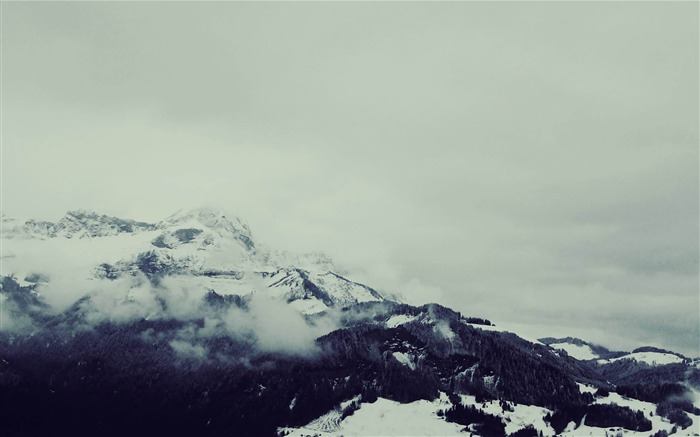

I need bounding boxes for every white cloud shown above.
[169,339,208,360]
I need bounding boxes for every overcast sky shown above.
[2,2,698,355]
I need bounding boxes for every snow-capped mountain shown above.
[1,209,699,437]
[1,208,384,316]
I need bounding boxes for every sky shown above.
[2,2,698,356]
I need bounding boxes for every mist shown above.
[0,250,339,359]
[86,275,338,358]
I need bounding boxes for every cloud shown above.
[221,292,326,356]
[0,293,36,333]
[85,276,160,324]
[92,277,338,357]
[399,279,444,306]
[68,273,337,357]
[169,339,208,361]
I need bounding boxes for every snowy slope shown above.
[561,391,700,436]
[282,392,700,437]
[457,395,555,436]
[281,394,465,437]
[598,351,686,366]
[386,314,417,328]
[551,342,600,361]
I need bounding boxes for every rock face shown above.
[1,209,699,437]
[3,210,157,239]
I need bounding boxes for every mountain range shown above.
[1,209,699,436]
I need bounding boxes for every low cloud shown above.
[15,269,338,358]
[224,291,328,355]
[169,339,208,360]
[0,227,340,358]
[0,294,35,333]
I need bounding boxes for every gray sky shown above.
[3,2,698,355]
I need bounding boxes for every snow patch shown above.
[288,298,328,315]
[392,352,416,370]
[577,382,597,394]
[551,342,599,361]
[386,314,416,328]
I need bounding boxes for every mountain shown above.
[1,210,699,437]
[2,208,382,316]
[2,209,157,239]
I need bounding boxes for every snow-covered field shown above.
[281,394,465,437]
[281,390,700,437]
[457,394,555,436]
[281,393,554,437]
[550,342,599,361]
[598,351,685,366]
[385,314,417,328]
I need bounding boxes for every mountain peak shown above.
[65,209,103,219]
[158,208,255,251]
[160,208,247,229]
